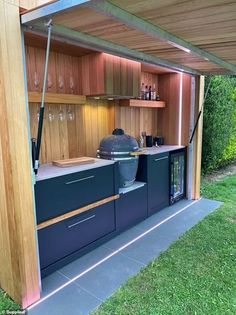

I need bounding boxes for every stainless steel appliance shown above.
[170,148,186,204]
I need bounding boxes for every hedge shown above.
[202,76,236,174]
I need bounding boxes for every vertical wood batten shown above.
[193,75,205,199]
[0,0,40,308]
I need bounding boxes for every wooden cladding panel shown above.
[26,47,140,97]
[119,99,165,108]
[157,73,192,146]
[26,46,83,94]
[0,1,40,308]
[193,76,204,199]
[141,72,158,90]
[115,105,159,139]
[104,53,141,97]
[29,98,163,163]
[158,73,181,145]
[29,100,115,163]
[81,53,105,96]
[181,74,192,146]
[50,2,234,73]
[28,92,86,104]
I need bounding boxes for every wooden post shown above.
[0,0,40,308]
[193,75,205,199]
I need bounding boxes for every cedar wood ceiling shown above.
[21,0,236,75]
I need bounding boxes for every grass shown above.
[1,175,235,314]
[94,175,236,315]
[0,290,20,312]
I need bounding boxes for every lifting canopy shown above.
[21,0,236,75]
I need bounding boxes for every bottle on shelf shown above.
[148,85,152,100]
[140,82,145,100]
[141,131,146,147]
[145,85,149,100]
[152,84,157,101]
[139,134,144,148]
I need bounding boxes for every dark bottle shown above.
[145,85,149,100]
[149,85,152,100]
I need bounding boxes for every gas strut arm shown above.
[34,19,53,174]
[189,76,212,144]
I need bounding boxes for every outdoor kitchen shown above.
[2,0,234,310]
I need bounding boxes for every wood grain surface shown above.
[0,1,40,308]
[50,1,235,74]
[37,194,120,230]
[28,92,86,104]
[119,99,165,108]
[52,157,95,167]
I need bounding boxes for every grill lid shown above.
[98,128,139,154]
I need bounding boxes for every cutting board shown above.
[52,157,95,167]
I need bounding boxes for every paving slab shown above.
[27,198,222,315]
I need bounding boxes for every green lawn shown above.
[1,175,236,314]
[94,175,236,315]
[0,289,20,312]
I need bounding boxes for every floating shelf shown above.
[119,99,166,108]
[28,92,86,105]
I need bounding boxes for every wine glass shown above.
[67,105,75,121]
[48,106,54,122]
[34,72,40,90]
[58,105,65,122]
[69,76,74,93]
[58,75,64,90]
[47,73,53,89]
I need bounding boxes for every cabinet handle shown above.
[154,156,169,162]
[65,175,95,185]
[67,215,96,229]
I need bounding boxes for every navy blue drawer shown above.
[35,165,115,223]
[116,184,148,232]
[38,201,115,270]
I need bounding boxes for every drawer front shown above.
[148,153,170,215]
[35,165,114,223]
[38,201,115,269]
[116,185,148,232]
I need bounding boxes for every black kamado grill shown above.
[97,129,139,188]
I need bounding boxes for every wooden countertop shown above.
[36,158,115,181]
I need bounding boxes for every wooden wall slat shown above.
[26,47,192,164]
[181,74,192,145]
[158,73,181,145]
[0,1,40,308]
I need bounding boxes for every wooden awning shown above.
[21,0,236,75]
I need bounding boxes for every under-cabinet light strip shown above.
[178,73,183,145]
[28,198,201,310]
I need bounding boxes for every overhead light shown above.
[94,97,100,100]
[167,41,191,54]
[108,98,114,101]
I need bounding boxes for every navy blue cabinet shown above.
[35,165,115,224]
[137,152,170,215]
[116,183,147,232]
[38,201,115,270]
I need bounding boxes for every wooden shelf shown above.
[119,99,166,108]
[28,92,86,105]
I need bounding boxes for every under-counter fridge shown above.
[170,148,186,204]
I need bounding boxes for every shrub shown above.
[202,76,236,174]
